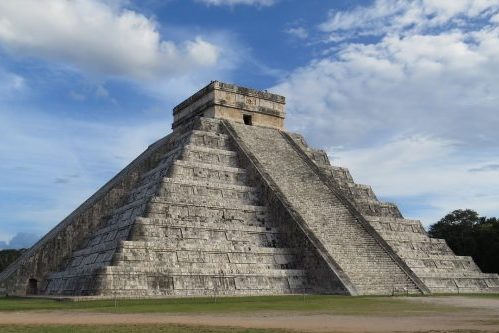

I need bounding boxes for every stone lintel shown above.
[172,81,286,130]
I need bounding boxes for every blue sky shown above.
[1,0,499,249]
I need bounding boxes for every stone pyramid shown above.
[1,81,498,297]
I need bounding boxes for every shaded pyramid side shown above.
[288,133,499,294]
[42,117,345,296]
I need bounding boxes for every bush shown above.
[428,209,499,273]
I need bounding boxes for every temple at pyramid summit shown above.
[1,81,498,297]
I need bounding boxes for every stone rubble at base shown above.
[0,81,498,297]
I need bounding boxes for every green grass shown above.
[461,293,499,299]
[434,293,499,299]
[0,295,459,315]
[0,325,294,333]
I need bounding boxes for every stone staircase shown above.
[228,121,423,295]
[42,118,311,296]
[367,216,499,293]
[289,133,499,294]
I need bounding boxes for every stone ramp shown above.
[226,121,424,295]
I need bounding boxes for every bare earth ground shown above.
[0,296,498,332]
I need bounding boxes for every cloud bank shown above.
[273,0,499,224]
[0,232,39,250]
[0,0,220,79]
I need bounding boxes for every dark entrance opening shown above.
[243,114,252,126]
[26,278,38,295]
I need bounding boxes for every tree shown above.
[428,209,499,273]
[0,249,25,273]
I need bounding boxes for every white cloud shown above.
[0,69,25,98]
[0,232,39,250]
[334,136,499,225]
[273,0,499,223]
[285,27,309,39]
[275,28,499,148]
[0,0,221,80]
[320,0,499,41]
[197,0,276,7]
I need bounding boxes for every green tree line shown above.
[0,249,25,273]
[428,209,499,274]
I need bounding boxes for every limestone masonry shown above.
[1,81,498,296]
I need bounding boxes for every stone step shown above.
[139,213,272,227]
[413,266,484,275]
[119,240,298,255]
[355,287,421,296]
[134,217,281,233]
[98,273,308,295]
[139,138,240,184]
[187,130,231,150]
[365,216,424,225]
[388,237,448,246]
[129,224,287,247]
[428,286,499,294]
[136,173,255,206]
[126,180,161,203]
[403,257,481,272]
[72,239,121,258]
[170,160,247,185]
[140,146,183,182]
[381,232,431,242]
[398,252,475,261]
[329,166,354,182]
[104,265,307,277]
[118,236,282,252]
[113,261,301,274]
[369,221,427,234]
[71,237,296,266]
[145,198,269,223]
[341,183,377,201]
[163,177,256,192]
[418,272,499,279]
[65,252,115,272]
[117,247,298,265]
[98,288,304,297]
[422,276,499,292]
[156,177,260,206]
[181,144,240,168]
[355,200,402,217]
[138,133,238,184]
[390,240,452,254]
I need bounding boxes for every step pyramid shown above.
[1,81,498,296]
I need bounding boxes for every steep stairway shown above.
[227,121,424,295]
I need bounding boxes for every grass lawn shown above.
[0,325,294,333]
[0,294,462,315]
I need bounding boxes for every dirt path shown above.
[0,297,498,332]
